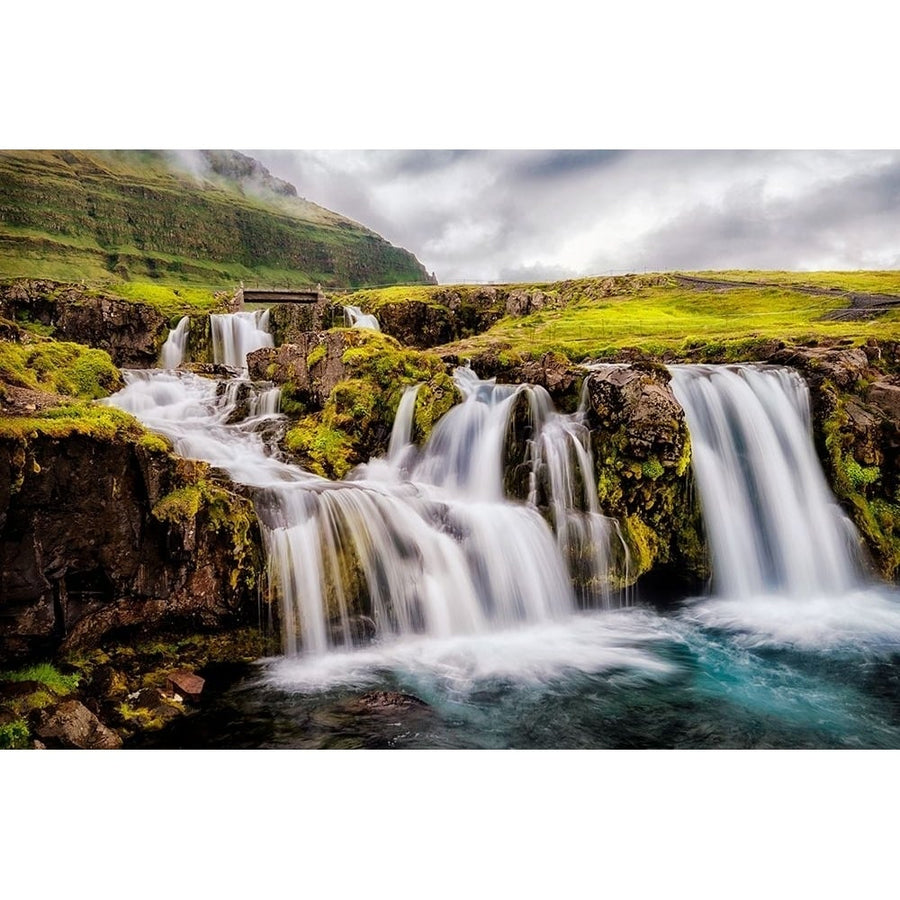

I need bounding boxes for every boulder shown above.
[248,331,352,408]
[33,699,123,749]
[585,364,686,466]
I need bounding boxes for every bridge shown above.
[239,288,324,304]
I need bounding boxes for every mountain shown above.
[0,150,434,289]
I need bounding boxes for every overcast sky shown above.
[246,150,900,284]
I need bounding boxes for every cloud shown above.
[244,149,900,282]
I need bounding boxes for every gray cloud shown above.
[244,149,900,282]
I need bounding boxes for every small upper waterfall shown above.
[249,386,282,418]
[211,309,273,371]
[108,347,622,656]
[159,316,190,368]
[343,305,381,331]
[669,364,864,600]
[387,384,420,463]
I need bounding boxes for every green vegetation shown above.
[152,478,260,591]
[107,281,227,319]
[0,150,432,291]
[690,269,900,295]
[0,338,122,399]
[0,402,142,441]
[437,275,900,362]
[0,662,80,693]
[821,384,900,579]
[284,330,459,478]
[0,663,81,744]
[0,719,30,749]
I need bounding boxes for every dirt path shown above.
[674,274,900,320]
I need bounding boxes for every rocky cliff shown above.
[0,418,264,663]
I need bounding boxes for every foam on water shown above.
[263,610,678,694]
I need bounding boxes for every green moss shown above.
[138,432,172,454]
[0,719,30,749]
[284,330,461,476]
[0,338,122,399]
[307,343,326,367]
[285,418,356,479]
[846,458,880,490]
[641,457,665,480]
[413,376,459,442]
[821,382,900,579]
[0,402,143,441]
[0,662,80,694]
[151,479,259,590]
[152,484,204,523]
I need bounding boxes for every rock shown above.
[267,300,331,344]
[867,381,900,421]
[769,345,871,389]
[0,280,167,367]
[375,288,505,349]
[450,348,586,410]
[356,691,429,712]
[0,429,264,661]
[585,364,686,466]
[33,699,123,749]
[505,289,554,317]
[248,332,352,408]
[165,670,205,703]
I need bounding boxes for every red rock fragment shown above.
[166,670,205,703]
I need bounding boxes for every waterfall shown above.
[387,384,420,462]
[249,386,282,418]
[669,364,864,600]
[343,305,381,331]
[210,309,273,371]
[159,316,190,368]
[108,360,621,656]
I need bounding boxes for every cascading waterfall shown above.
[210,309,273,371]
[249,386,282,418]
[669,364,865,600]
[387,384,420,463]
[108,332,622,657]
[343,305,381,331]
[159,316,190,368]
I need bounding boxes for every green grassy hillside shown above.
[344,271,900,361]
[0,150,433,291]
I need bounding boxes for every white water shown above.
[343,305,381,331]
[211,309,273,371]
[669,363,900,649]
[109,356,621,657]
[250,386,282,418]
[669,364,863,599]
[387,384,420,463]
[159,316,190,368]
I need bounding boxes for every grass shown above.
[0,662,80,693]
[689,270,900,295]
[440,277,900,361]
[107,281,227,318]
[0,150,431,291]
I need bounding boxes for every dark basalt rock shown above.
[32,699,123,749]
[248,331,355,408]
[585,364,687,467]
[0,280,167,367]
[0,431,264,663]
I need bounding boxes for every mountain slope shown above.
[0,150,434,289]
